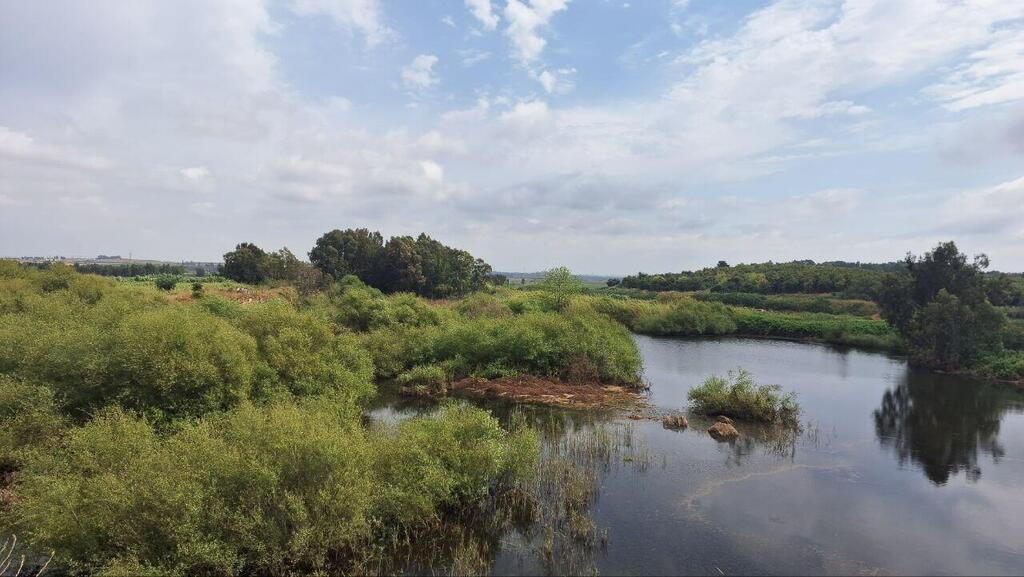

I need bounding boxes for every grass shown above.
[687,369,801,428]
[576,293,902,351]
[691,291,879,317]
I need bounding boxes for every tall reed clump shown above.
[687,369,800,427]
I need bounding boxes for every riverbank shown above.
[405,375,648,409]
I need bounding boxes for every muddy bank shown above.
[407,376,647,409]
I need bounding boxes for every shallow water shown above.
[374,336,1024,575]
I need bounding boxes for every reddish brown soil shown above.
[173,287,286,304]
[449,376,646,408]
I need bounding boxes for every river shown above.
[371,335,1024,575]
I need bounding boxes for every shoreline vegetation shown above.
[1,235,1023,574]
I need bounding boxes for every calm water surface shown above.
[375,336,1024,575]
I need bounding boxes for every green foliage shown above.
[0,268,374,422]
[620,261,888,298]
[539,267,585,311]
[631,298,737,336]
[693,291,878,317]
[220,242,268,284]
[421,310,642,384]
[74,262,187,277]
[878,241,1007,369]
[910,289,1004,369]
[331,276,440,331]
[0,376,66,471]
[221,244,318,285]
[687,369,800,427]
[308,229,492,298]
[730,308,901,349]
[232,300,374,401]
[396,363,450,395]
[154,275,178,291]
[1004,319,1024,351]
[973,351,1024,381]
[6,400,537,576]
[457,292,513,318]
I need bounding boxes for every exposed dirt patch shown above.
[173,287,286,305]
[448,376,647,409]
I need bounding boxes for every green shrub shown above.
[457,292,512,318]
[233,300,374,401]
[0,376,66,471]
[974,351,1024,381]
[730,308,901,350]
[1002,320,1024,351]
[424,310,642,384]
[687,369,800,427]
[397,363,450,393]
[7,399,537,576]
[154,275,178,291]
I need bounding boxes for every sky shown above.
[1,0,1023,274]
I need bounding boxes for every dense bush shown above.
[0,267,374,421]
[730,308,902,350]
[396,363,450,395]
[687,369,800,427]
[5,399,536,576]
[581,293,898,349]
[0,376,67,471]
[232,300,374,401]
[692,291,878,317]
[154,275,178,291]
[973,351,1024,380]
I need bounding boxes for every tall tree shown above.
[379,236,425,293]
[308,229,384,282]
[878,241,1006,368]
[221,243,267,284]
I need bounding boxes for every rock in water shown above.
[716,415,734,425]
[708,422,739,441]
[662,415,689,429]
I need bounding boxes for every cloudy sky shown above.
[1,0,1023,274]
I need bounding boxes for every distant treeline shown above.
[616,261,888,298]
[221,228,499,298]
[74,263,189,277]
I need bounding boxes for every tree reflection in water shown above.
[874,371,1024,484]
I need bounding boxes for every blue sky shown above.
[1,0,1023,273]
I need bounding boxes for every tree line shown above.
[72,263,189,277]
[615,261,888,298]
[221,228,497,298]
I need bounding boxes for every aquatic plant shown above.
[687,368,801,427]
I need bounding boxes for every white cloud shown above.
[928,28,1024,111]
[789,188,863,217]
[3,0,1024,270]
[441,15,456,28]
[465,0,499,31]
[0,126,111,170]
[402,54,440,90]
[943,175,1024,233]
[420,160,444,183]
[180,166,210,180]
[460,49,492,67]
[189,201,217,216]
[503,0,570,65]
[534,68,576,95]
[290,0,392,45]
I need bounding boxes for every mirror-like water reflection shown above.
[371,336,1024,575]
